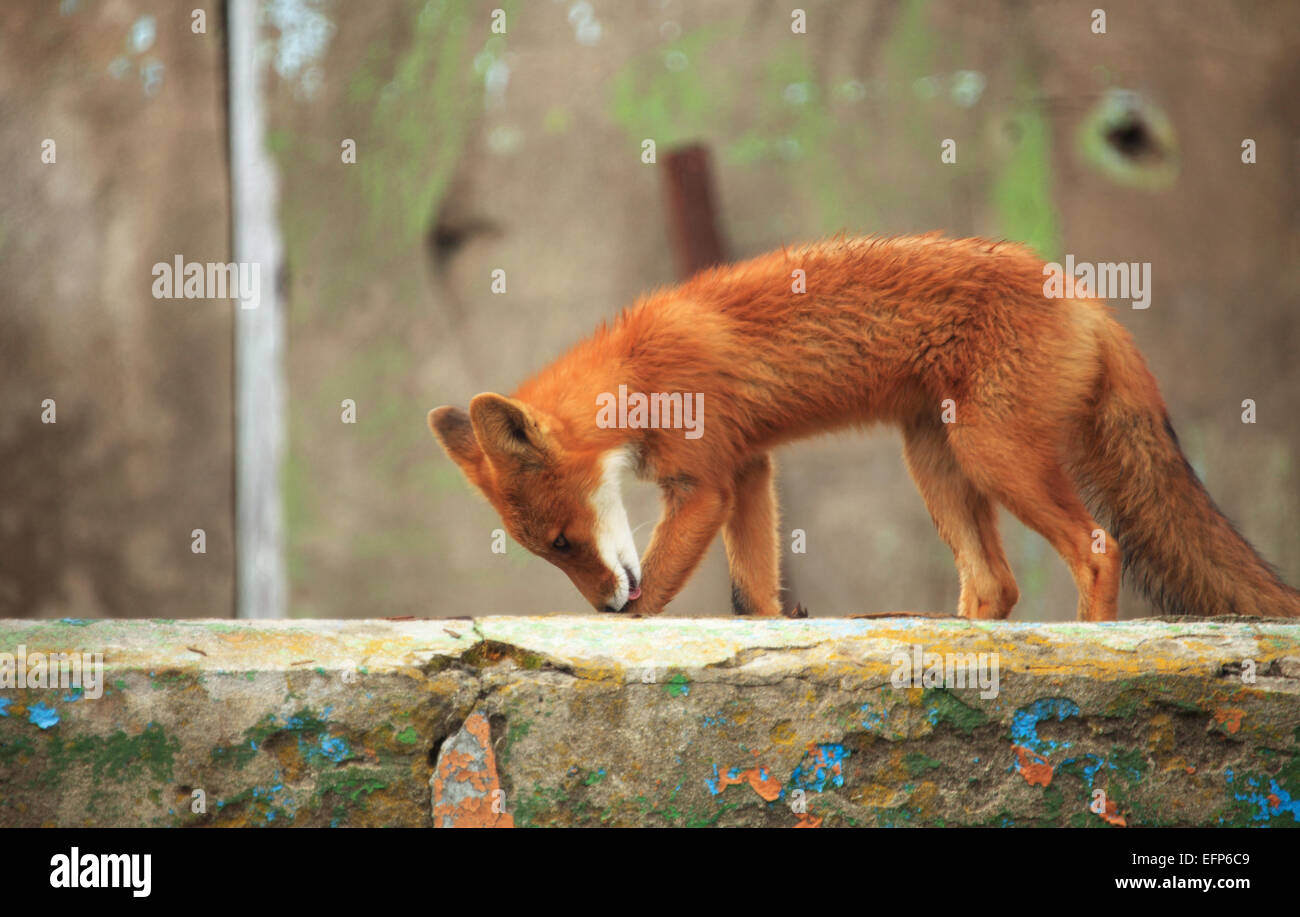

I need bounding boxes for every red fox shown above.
[428,235,1299,621]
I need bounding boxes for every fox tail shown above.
[1076,321,1300,618]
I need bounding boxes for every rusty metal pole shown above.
[662,144,729,278]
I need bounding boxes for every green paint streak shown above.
[684,801,739,828]
[992,61,1060,259]
[319,768,389,805]
[512,784,571,828]
[904,751,942,776]
[883,0,935,80]
[395,725,419,745]
[0,735,37,766]
[609,24,739,152]
[500,718,531,764]
[44,724,179,788]
[923,689,988,733]
[662,673,691,698]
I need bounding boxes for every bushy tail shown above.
[1076,321,1300,618]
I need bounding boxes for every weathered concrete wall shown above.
[0,4,234,618]
[1,617,1297,827]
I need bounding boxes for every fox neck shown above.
[513,321,660,457]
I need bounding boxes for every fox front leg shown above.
[623,482,731,615]
[722,454,784,617]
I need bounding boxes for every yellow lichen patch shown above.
[908,781,941,814]
[1145,712,1174,756]
[876,748,912,784]
[769,720,797,745]
[849,782,906,809]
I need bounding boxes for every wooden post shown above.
[228,0,286,619]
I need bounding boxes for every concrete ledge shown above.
[1,616,1297,826]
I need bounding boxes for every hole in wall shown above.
[1077,89,1179,190]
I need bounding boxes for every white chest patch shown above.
[590,447,641,609]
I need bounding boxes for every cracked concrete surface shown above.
[0,616,1297,826]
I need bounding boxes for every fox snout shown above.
[600,565,642,613]
[568,560,640,613]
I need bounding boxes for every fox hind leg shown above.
[722,453,784,617]
[903,422,1019,619]
[948,426,1120,622]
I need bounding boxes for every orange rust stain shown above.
[431,712,515,828]
[1213,708,1244,734]
[1099,799,1127,827]
[794,813,823,828]
[1268,793,1282,810]
[1012,745,1053,787]
[714,767,783,801]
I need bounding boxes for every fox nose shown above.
[600,567,641,613]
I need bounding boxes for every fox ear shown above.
[428,406,489,488]
[468,392,551,468]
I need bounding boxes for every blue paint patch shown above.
[860,701,888,730]
[247,771,299,822]
[705,764,732,795]
[62,688,84,703]
[28,702,60,729]
[1056,753,1105,788]
[790,744,849,793]
[318,735,351,764]
[0,697,11,717]
[1230,774,1300,823]
[60,618,89,626]
[701,712,730,727]
[1010,698,1080,754]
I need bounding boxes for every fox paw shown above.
[782,602,809,619]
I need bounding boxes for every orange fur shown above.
[429,234,1300,620]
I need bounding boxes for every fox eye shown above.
[552,534,569,552]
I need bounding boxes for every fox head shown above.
[428,393,642,612]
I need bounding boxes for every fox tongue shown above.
[627,586,642,601]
